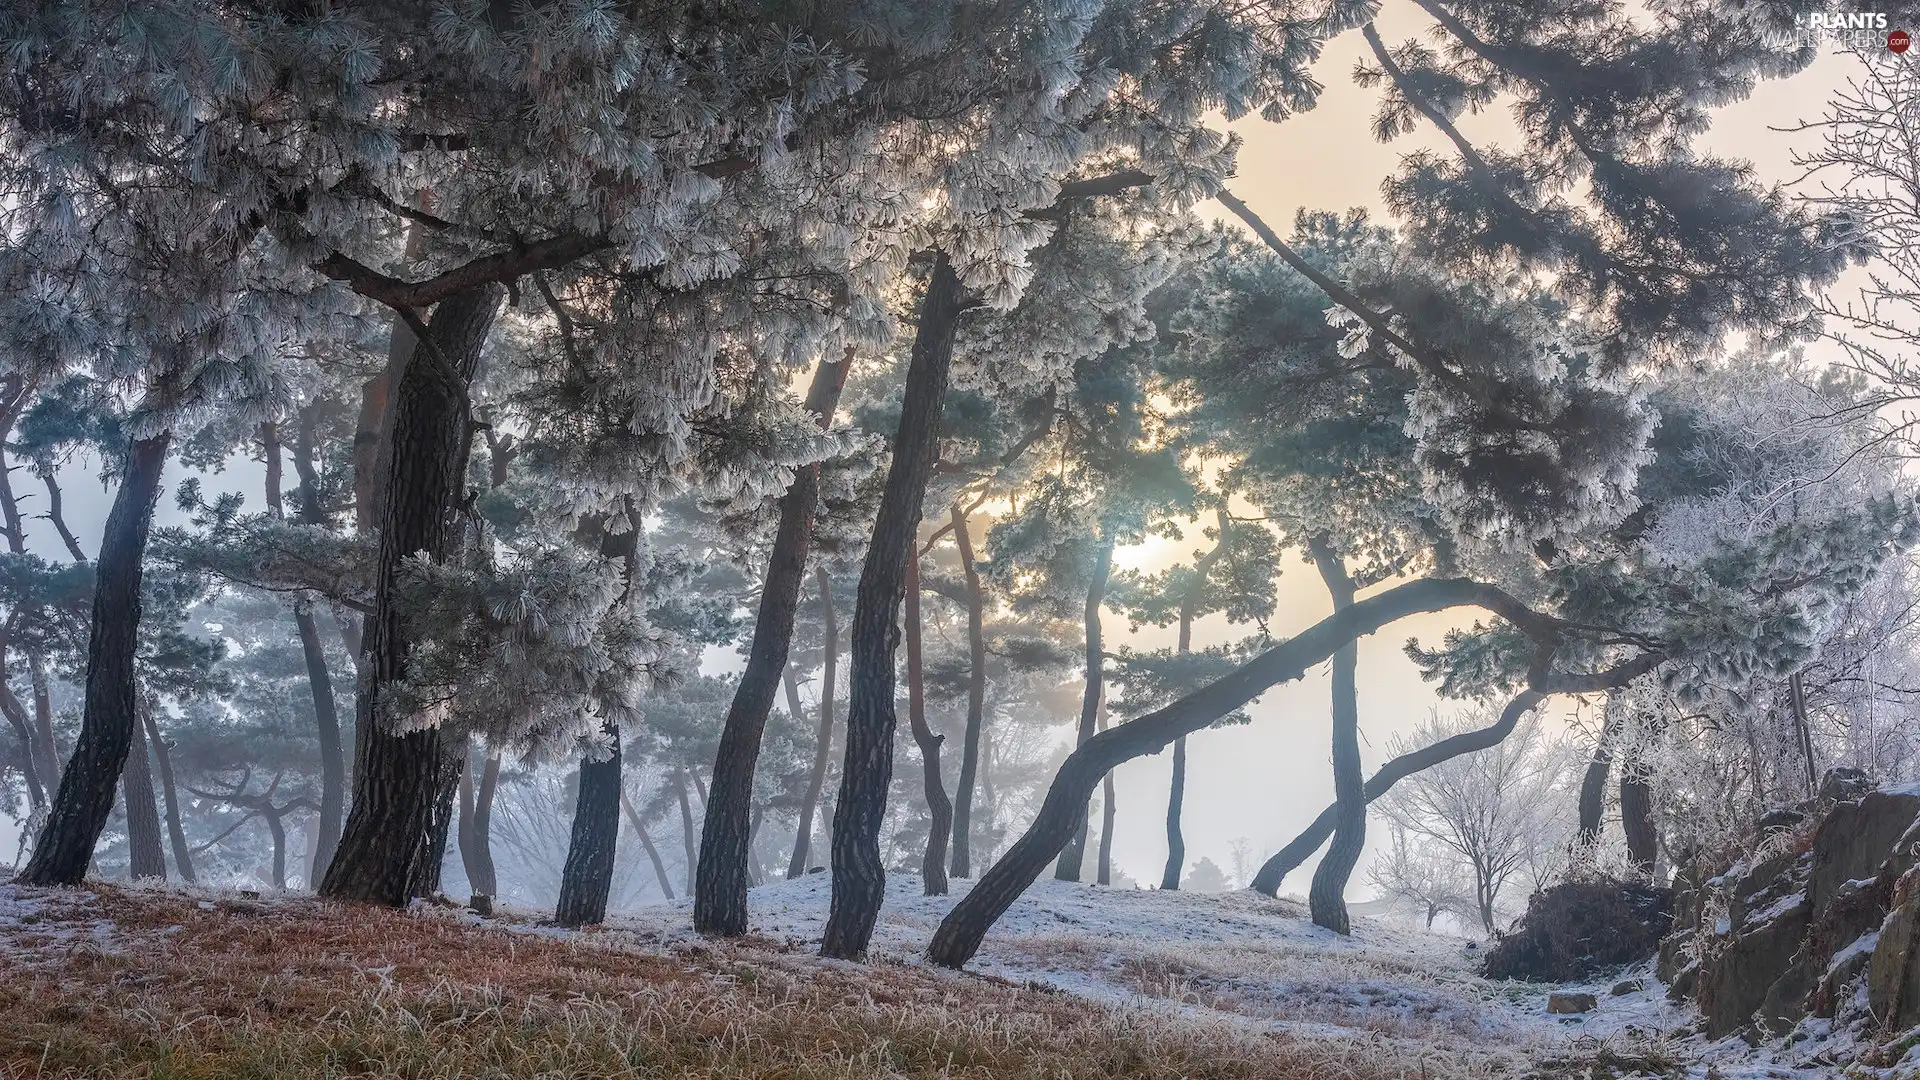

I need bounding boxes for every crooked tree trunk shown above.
[558,519,642,927]
[456,741,501,898]
[1307,538,1361,935]
[556,724,623,926]
[905,550,952,895]
[1162,509,1230,891]
[1056,537,1115,882]
[20,430,172,886]
[948,506,987,880]
[0,679,44,808]
[141,699,195,884]
[926,577,1610,969]
[1252,689,1549,896]
[696,352,850,934]
[121,711,166,881]
[320,285,504,907]
[620,787,676,900]
[823,252,971,959]
[788,571,839,879]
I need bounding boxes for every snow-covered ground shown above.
[580,874,1741,1075]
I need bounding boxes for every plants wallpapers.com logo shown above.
[1770,12,1911,52]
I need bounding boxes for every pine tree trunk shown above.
[320,285,504,906]
[1307,538,1360,935]
[905,551,952,895]
[472,751,500,896]
[557,519,641,926]
[0,679,44,808]
[1161,735,1186,890]
[1789,671,1817,796]
[1620,755,1658,876]
[121,711,166,881]
[557,722,623,926]
[456,740,490,898]
[141,699,195,884]
[696,353,850,934]
[948,506,987,879]
[1096,706,1115,887]
[421,739,464,897]
[1253,687,1552,896]
[788,571,839,879]
[19,429,171,886]
[823,253,972,960]
[1055,536,1114,883]
[1162,509,1228,892]
[26,652,60,800]
[676,770,698,895]
[1576,701,1619,849]
[927,575,1537,969]
[620,787,675,900]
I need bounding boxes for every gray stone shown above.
[1547,992,1598,1014]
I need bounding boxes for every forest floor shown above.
[0,873,1846,1079]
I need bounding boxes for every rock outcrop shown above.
[1659,775,1920,1042]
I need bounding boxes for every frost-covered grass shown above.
[0,873,1864,1078]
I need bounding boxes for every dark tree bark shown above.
[121,711,166,881]
[905,550,952,895]
[141,698,195,884]
[26,652,59,801]
[620,787,675,900]
[289,405,347,880]
[926,577,1590,969]
[1620,755,1658,876]
[788,571,839,879]
[1056,537,1115,882]
[558,518,642,926]
[1162,509,1230,891]
[557,724,623,926]
[948,505,988,879]
[675,770,699,894]
[320,285,505,906]
[696,352,850,934]
[421,739,465,897]
[42,475,87,564]
[1576,701,1620,849]
[1096,706,1115,886]
[0,677,44,808]
[1789,671,1817,796]
[1307,537,1361,935]
[20,430,172,886]
[824,252,973,959]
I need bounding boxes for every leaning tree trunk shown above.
[1056,536,1115,883]
[927,576,1581,969]
[0,435,67,796]
[620,787,676,900]
[823,252,972,960]
[558,519,642,927]
[1162,509,1229,891]
[19,429,171,886]
[787,570,839,879]
[557,723,623,926]
[141,699,195,884]
[904,550,952,895]
[696,353,850,935]
[121,710,166,881]
[948,506,988,879]
[1251,688,1549,896]
[1306,537,1361,935]
[320,285,504,906]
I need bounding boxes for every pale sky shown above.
[0,19,1879,901]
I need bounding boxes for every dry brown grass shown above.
[0,883,1526,1080]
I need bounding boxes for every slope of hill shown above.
[0,872,1842,1078]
